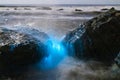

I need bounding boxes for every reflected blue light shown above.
[38,38,67,70]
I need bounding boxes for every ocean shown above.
[0,5,120,80]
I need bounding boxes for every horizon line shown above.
[0,4,120,7]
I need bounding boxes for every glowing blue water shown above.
[38,38,67,70]
[1,26,67,70]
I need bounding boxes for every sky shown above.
[0,0,120,5]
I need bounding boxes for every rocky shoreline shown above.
[0,7,120,80]
[63,8,120,66]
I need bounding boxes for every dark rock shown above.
[14,7,17,10]
[0,27,49,69]
[101,8,109,11]
[58,8,64,11]
[42,7,52,10]
[63,8,120,63]
[115,52,120,67]
[75,9,82,11]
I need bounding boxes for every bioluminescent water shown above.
[38,38,67,70]
[3,25,68,70]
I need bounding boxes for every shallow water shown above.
[0,16,90,40]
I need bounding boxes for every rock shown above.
[42,7,52,10]
[75,9,82,11]
[101,8,109,11]
[0,27,49,69]
[115,52,120,67]
[58,8,64,11]
[63,8,120,63]
[63,24,86,57]
[14,7,17,10]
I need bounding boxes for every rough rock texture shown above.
[63,8,120,64]
[0,27,49,69]
[115,52,120,67]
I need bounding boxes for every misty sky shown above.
[0,0,120,4]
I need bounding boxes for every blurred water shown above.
[0,6,119,80]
